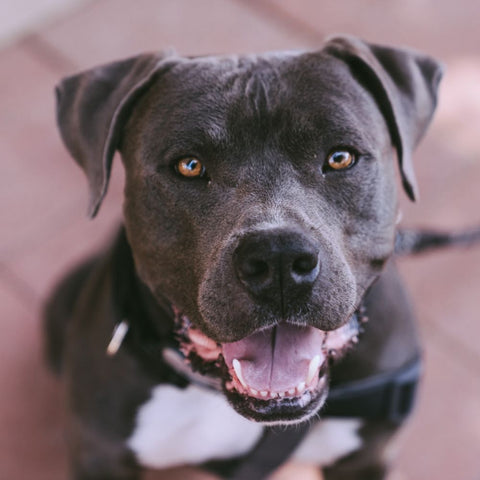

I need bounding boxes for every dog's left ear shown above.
[324,35,443,201]
[56,52,176,217]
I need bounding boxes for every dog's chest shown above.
[292,417,364,466]
[127,384,263,469]
[127,383,364,470]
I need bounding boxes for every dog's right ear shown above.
[56,52,176,218]
[324,36,443,201]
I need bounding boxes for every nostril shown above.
[242,258,269,279]
[292,254,318,275]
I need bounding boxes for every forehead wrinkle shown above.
[203,116,229,146]
[227,59,284,117]
[244,71,271,116]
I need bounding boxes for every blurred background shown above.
[1,1,479,479]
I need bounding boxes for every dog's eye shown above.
[326,150,356,171]
[175,157,206,178]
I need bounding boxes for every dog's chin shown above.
[171,310,361,425]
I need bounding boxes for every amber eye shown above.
[326,150,356,171]
[176,157,206,178]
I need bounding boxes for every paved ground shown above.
[1,1,480,479]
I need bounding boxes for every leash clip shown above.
[106,320,129,356]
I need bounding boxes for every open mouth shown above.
[169,310,363,424]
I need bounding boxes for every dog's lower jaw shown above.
[223,373,330,425]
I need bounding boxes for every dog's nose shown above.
[233,229,320,304]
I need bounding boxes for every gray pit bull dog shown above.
[45,35,469,479]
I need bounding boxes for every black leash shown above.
[225,423,311,480]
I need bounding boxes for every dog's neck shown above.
[109,229,181,377]
[111,228,172,328]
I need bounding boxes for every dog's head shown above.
[56,36,442,424]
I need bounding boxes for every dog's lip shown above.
[186,328,222,361]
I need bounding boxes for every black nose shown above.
[233,229,320,304]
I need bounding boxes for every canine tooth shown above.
[306,355,321,385]
[260,391,268,397]
[232,359,248,389]
[297,382,306,394]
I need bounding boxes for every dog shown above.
[45,35,474,479]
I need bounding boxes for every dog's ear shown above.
[56,52,176,217]
[324,35,443,201]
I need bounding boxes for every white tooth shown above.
[278,391,285,398]
[250,388,258,396]
[306,355,321,385]
[297,381,306,394]
[232,359,247,389]
[288,388,296,395]
[260,391,268,397]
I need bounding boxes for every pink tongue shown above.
[222,324,326,392]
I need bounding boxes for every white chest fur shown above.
[127,384,263,469]
[292,418,364,466]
